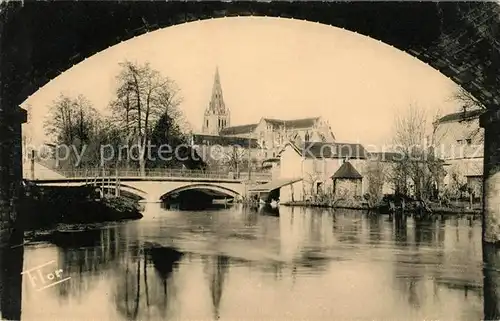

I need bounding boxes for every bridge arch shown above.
[1,2,499,109]
[159,183,241,201]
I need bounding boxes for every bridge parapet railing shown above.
[42,168,272,181]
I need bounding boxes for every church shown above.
[190,67,336,162]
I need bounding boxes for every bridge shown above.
[1,3,500,320]
[25,162,272,203]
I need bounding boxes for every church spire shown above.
[202,66,231,135]
[207,66,228,115]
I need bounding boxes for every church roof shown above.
[218,117,323,136]
[219,123,258,136]
[191,133,260,148]
[331,162,363,179]
[264,117,320,129]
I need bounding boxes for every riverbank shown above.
[280,200,369,210]
[280,200,482,215]
[20,184,143,230]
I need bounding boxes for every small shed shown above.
[331,161,363,199]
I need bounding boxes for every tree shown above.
[452,86,485,110]
[225,145,246,177]
[303,165,322,201]
[44,94,100,169]
[45,94,98,145]
[391,104,444,200]
[366,159,386,203]
[110,61,183,176]
[147,110,191,169]
[87,119,125,169]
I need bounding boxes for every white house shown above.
[276,141,370,202]
[433,108,484,197]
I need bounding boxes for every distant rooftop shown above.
[191,133,260,148]
[436,108,484,124]
[219,124,258,136]
[286,141,369,159]
[264,117,320,129]
[219,117,322,136]
[368,151,405,162]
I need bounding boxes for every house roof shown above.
[369,150,444,163]
[368,152,405,162]
[436,108,483,124]
[262,157,280,164]
[249,177,303,192]
[331,162,363,179]
[219,123,258,136]
[191,133,260,148]
[264,117,320,129]
[285,141,369,159]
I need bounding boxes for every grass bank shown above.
[20,184,143,230]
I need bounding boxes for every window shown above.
[457,140,463,145]
[466,139,472,145]
[317,182,323,194]
[206,119,208,127]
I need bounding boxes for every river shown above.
[1,204,485,320]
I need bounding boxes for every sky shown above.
[22,16,461,148]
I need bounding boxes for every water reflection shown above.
[0,206,489,320]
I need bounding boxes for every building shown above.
[433,108,484,197]
[189,133,263,173]
[220,117,336,158]
[251,143,411,203]
[197,67,336,160]
[277,140,370,199]
[202,67,230,135]
[331,161,363,200]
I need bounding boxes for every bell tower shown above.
[202,66,231,135]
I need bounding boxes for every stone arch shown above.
[159,183,241,201]
[1,2,499,108]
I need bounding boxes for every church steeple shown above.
[209,67,226,114]
[202,66,231,135]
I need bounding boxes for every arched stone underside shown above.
[0,1,499,109]
[160,184,240,201]
[0,4,498,318]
